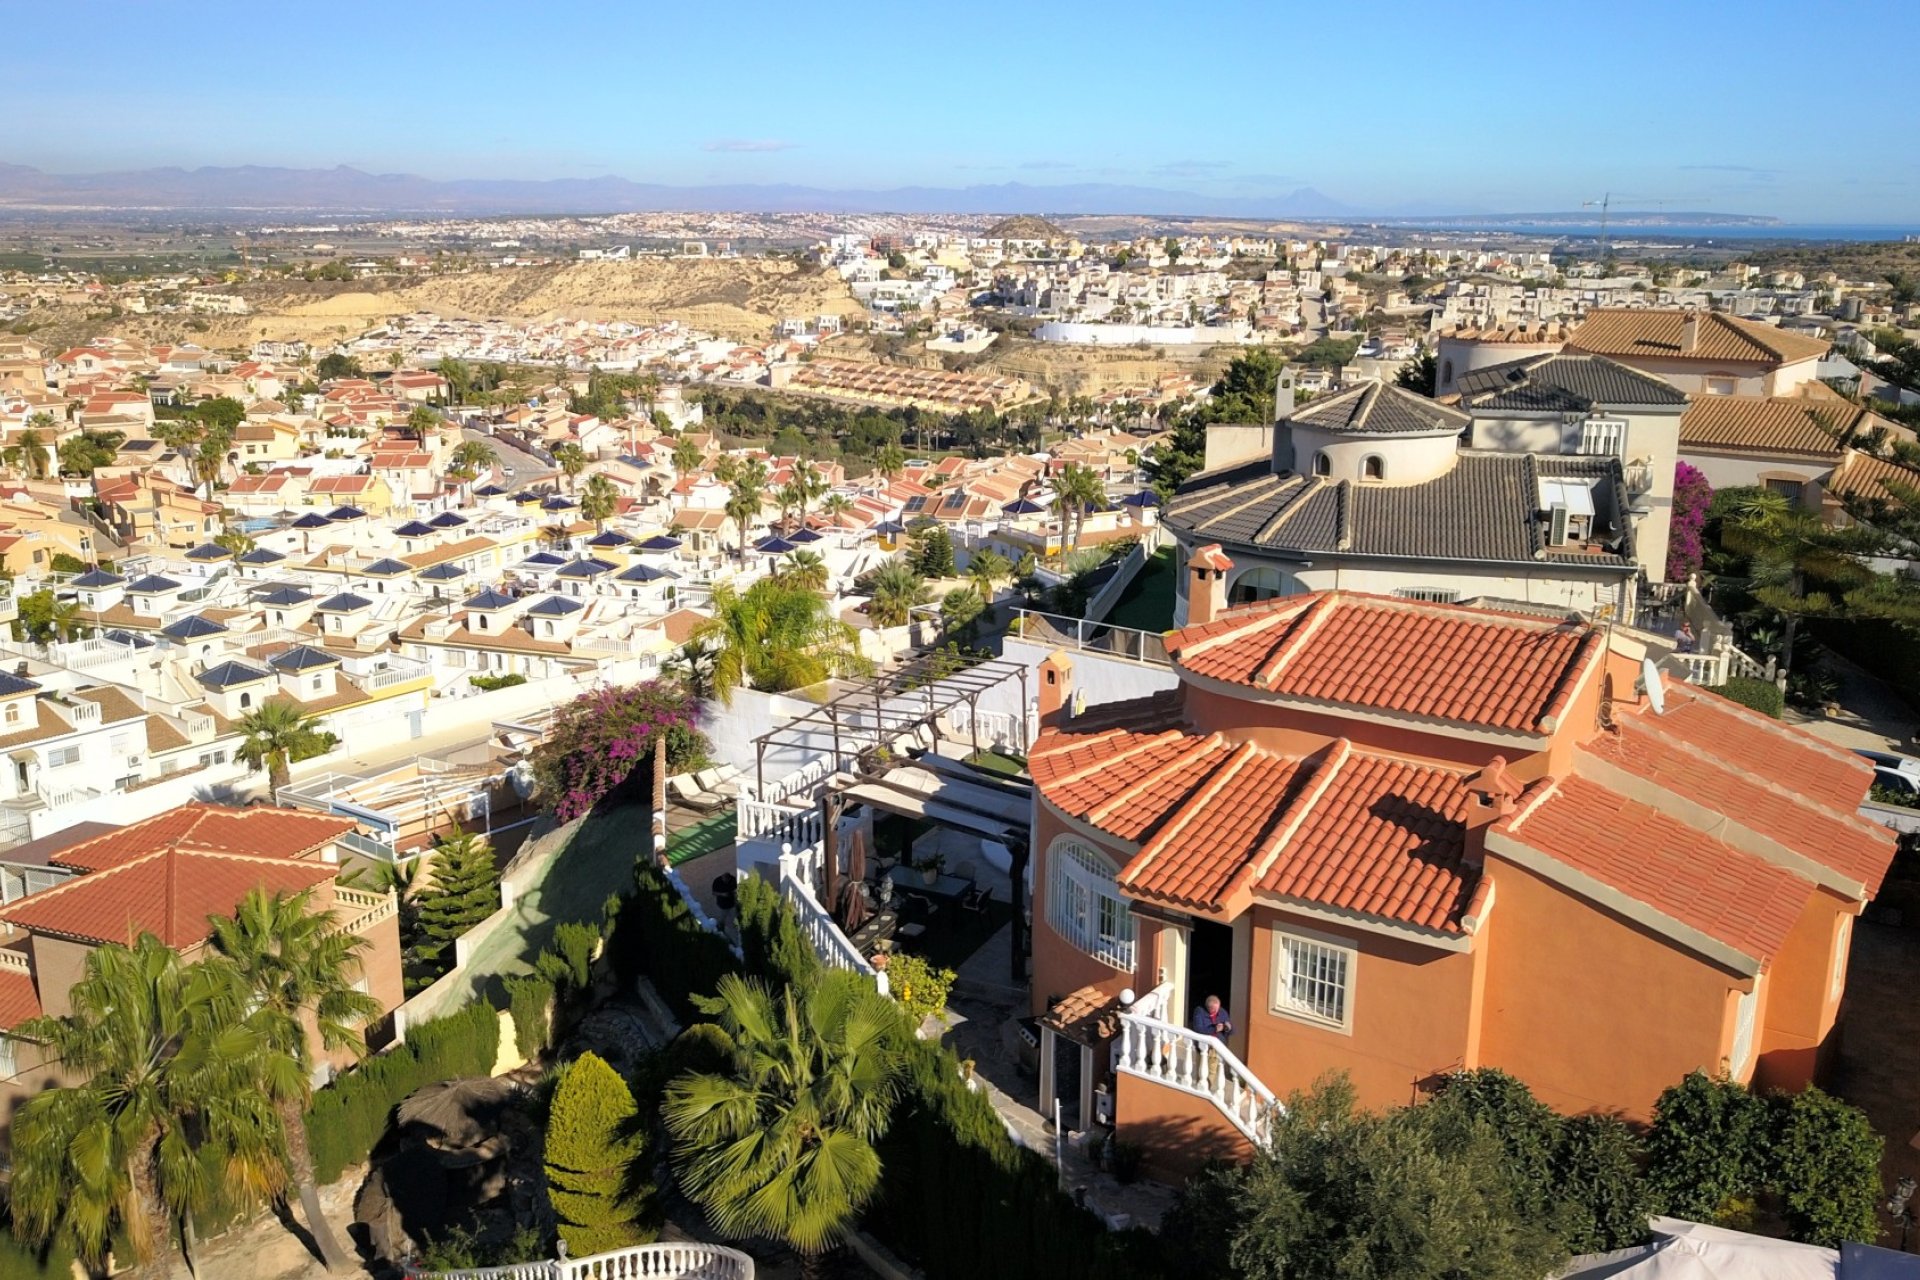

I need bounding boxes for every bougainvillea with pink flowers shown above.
[530,680,711,821]
[1667,461,1712,582]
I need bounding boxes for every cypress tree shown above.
[546,1051,653,1256]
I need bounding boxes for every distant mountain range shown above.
[0,162,1363,218]
[0,162,1781,225]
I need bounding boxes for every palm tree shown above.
[663,640,719,703]
[13,936,284,1279]
[671,434,703,476]
[726,481,763,567]
[235,700,332,793]
[553,442,589,494]
[713,454,741,487]
[875,442,906,481]
[580,473,620,531]
[632,371,662,453]
[1053,462,1106,553]
[663,971,902,1276]
[16,426,49,481]
[448,439,497,502]
[695,577,869,704]
[779,549,830,593]
[50,596,83,643]
[865,561,931,628]
[209,888,382,1273]
[775,479,807,533]
[967,548,1010,600]
[820,492,854,528]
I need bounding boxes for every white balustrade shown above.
[408,1241,754,1280]
[1113,1007,1281,1149]
[776,861,875,977]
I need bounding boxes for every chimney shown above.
[1186,543,1234,626]
[1680,311,1699,354]
[1271,364,1298,473]
[1037,650,1075,730]
[1462,756,1523,836]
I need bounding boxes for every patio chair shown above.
[694,767,740,799]
[667,774,727,813]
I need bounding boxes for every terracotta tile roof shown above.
[0,848,335,948]
[1166,593,1600,734]
[1568,309,1832,365]
[1679,395,1853,458]
[49,804,355,873]
[1039,983,1126,1044]
[1498,775,1809,966]
[1032,712,1482,930]
[0,963,40,1030]
[1660,683,1875,817]
[1584,701,1894,895]
[1825,450,1920,510]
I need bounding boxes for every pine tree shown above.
[413,833,500,948]
[913,525,955,577]
[546,1051,653,1256]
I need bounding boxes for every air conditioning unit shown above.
[1548,503,1570,547]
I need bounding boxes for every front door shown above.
[1188,917,1235,1030]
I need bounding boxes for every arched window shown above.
[1047,838,1135,971]
[1312,451,1331,477]
[1362,454,1385,481]
[1441,359,1454,387]
[1229,565,1289,605]
[239,692,252,709]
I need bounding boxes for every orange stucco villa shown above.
[1027,545,1895,1175]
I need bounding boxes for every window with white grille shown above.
[1578,417,1628,457]
[1047,839,1135,972]
[46,745,80,768]
[0,1035,14,1079]
[1273,930,1354,1031]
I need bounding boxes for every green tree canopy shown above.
[546,1051,655,1256]
[413,833,501,951]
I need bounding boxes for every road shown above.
[463,425,556,490]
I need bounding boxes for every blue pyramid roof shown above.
[361,558,413,576]
[161,614,228,640]
[526,595,584,617]
[463,588,517,610]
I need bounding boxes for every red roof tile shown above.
[1,849,335,948]
[51,804,355,872]
[0,962,40,1030]
[1499,775,1810,965]
[1660,684,1876,817]
[1585,701,1893,894]
[1166,593,1600,734]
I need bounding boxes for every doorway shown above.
[1188,917,1235,1026]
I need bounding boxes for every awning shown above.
[840,760,1030,843]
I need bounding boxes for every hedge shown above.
[307,1000,502,1184]
[1712,676,1784,718]
[505,974,556,1060]
[605,859,735,1025]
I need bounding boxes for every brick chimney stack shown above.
[1037,650,1076,730]
[1462,756,1523,834]
[1186,543,1234,626]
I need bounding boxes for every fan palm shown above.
[726,482,763,566]
[16,426,49,481]
[696,577,869,703]
[874,442,906,481]
[580,473,620,531]
[448,439,496,500]
[865,561,930,628]
[663,972,902,1273]
[13,935,286,1279]
[820,493,854,527]
[671,434,704,475]
[966,548,1010,599]
[553,442,588,494]
[208,888,382,1273]
[779,550,831,594]
[663,639,720,703]
[234,700,332,793]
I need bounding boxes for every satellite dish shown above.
[1641,657,1666,715]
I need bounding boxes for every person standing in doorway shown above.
[1191,994,1232,1040]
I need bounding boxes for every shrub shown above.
[1712,676,1784,718]
[1553,1114,1652,1253]
[529,681,709,821]
[468,672,528,692]
[885,952,956,1026]
[1770,1086,1883,1246]
[553,921,600,991]
[306,1000,501,1184]
[736,871,821,988]
[605,859,735,1025]
[1645,1072,1773,1223]
[505,974,555,1060]
[545,1052,656,1256]
[1667,461,1712,581]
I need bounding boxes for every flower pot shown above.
[921,867,938,886]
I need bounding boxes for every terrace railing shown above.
[1113,990,1280,1149]
[405,1241,754,1280]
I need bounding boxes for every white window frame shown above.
[1271,926,1356,1033]
[0,1034,15,1079]
[1046,838,1135,972]
[1394,587,1460,604]
[46,745,80,769]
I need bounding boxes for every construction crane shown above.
[1580,194,1684,264]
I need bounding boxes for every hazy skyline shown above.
[6,0,1918,222]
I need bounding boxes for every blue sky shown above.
[6,0,1918,222]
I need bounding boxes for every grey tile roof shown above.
[361,558,413,575]
[526,595,585,617]
[316,592,373,612]
[161,615,227,640]
[1457,353,1688,412]
[253,586,313,607]
[197,660,271,689]
[1292,380,1471,435]
[269,645,340,672]
[70,569,125,588]
[463,588,517,610]
[1165,452,1636,569]
[125,575,182,593]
